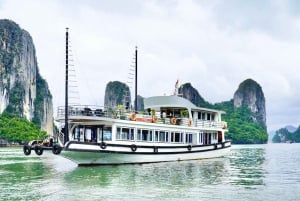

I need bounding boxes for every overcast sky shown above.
[1,0,300,131]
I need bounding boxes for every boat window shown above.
[85,129,92,142]
[142,129,149,141]
[154,131,159,142]
[171,131,183,143]
[122,127,130,140]
[102,126,112,141]
[149,130,153,141]
[201,112,205,120]
[154,130,169,143]
[203,132,208,144]
[213,132,217,141]
[199,132,203,144]
[72,126,84,141]
[204,132,212,144]
[137,129,153,142]
[186,133,197,144]
[159,131,166,142]
[137,129,142,141]
[130,128,135,140]
[116,127,135,141]
[186,133,192,143]
[207,113,211,121]
[74,127,80,141]
[211,113,215,121]
[166,132,169,142]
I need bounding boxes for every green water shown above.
[1,144,300,201]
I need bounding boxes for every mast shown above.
[64,28,69,144]
[134,46,138,113]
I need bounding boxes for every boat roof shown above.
[144,96,225,114]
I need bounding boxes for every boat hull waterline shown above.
[60,141,231,165]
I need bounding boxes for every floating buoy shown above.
[130,113,136,121]
[152,115,158,123]
[131,144,137,152]
[100,142,107,149]
[171,118,177,125]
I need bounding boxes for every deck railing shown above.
[57,105,227,129]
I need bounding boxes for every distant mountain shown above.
[112,79,268,144]
[268,130,276,143]
[272,125,300,143]
[233,79,266,130]
[178,83,211,108]
[104,81,131,109]
[285,125,297,133]
[0,19,53,134]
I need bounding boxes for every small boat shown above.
[23,29,231,165]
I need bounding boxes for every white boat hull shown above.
[60,141,231,165]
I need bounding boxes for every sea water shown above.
[0,144,300,201]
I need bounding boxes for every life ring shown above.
[130,113,136,121]
[100,142,107,149]
[152,115,158,123]
[52,144,62,155]
[188,119,192,127]
[131,144,137,152]
[34,146,43,156]
[214,144,218,150]
[23,145,31,156]
[171,118,177,125]
[187,145,192,151]
[153,146,158,153]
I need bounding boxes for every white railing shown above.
[57,105,227,129]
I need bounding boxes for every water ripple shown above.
[1,144,300,201]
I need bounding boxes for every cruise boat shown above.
[54,95,231,165]
[23,29,231,165]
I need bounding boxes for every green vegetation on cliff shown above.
[32,71,52,126]
[213,100,268,144]
[272,127,300,143]
[178,82,268,144]
[0,113,46,143]
[104,81,131,108]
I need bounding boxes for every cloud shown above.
[1,0,300,131]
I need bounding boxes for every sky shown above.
[1,0,300,131]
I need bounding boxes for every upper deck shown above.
[56,102,227,130]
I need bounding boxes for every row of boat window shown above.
[192,111,215,121]
[72,126,218,144]
[116,126,218,144]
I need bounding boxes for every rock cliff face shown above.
[0,19,53,134]
[104,81,131,109]
[178,83,209,107]
[233,79,266,129]
[136,95,144,111]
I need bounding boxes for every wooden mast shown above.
[64,28,69,144]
